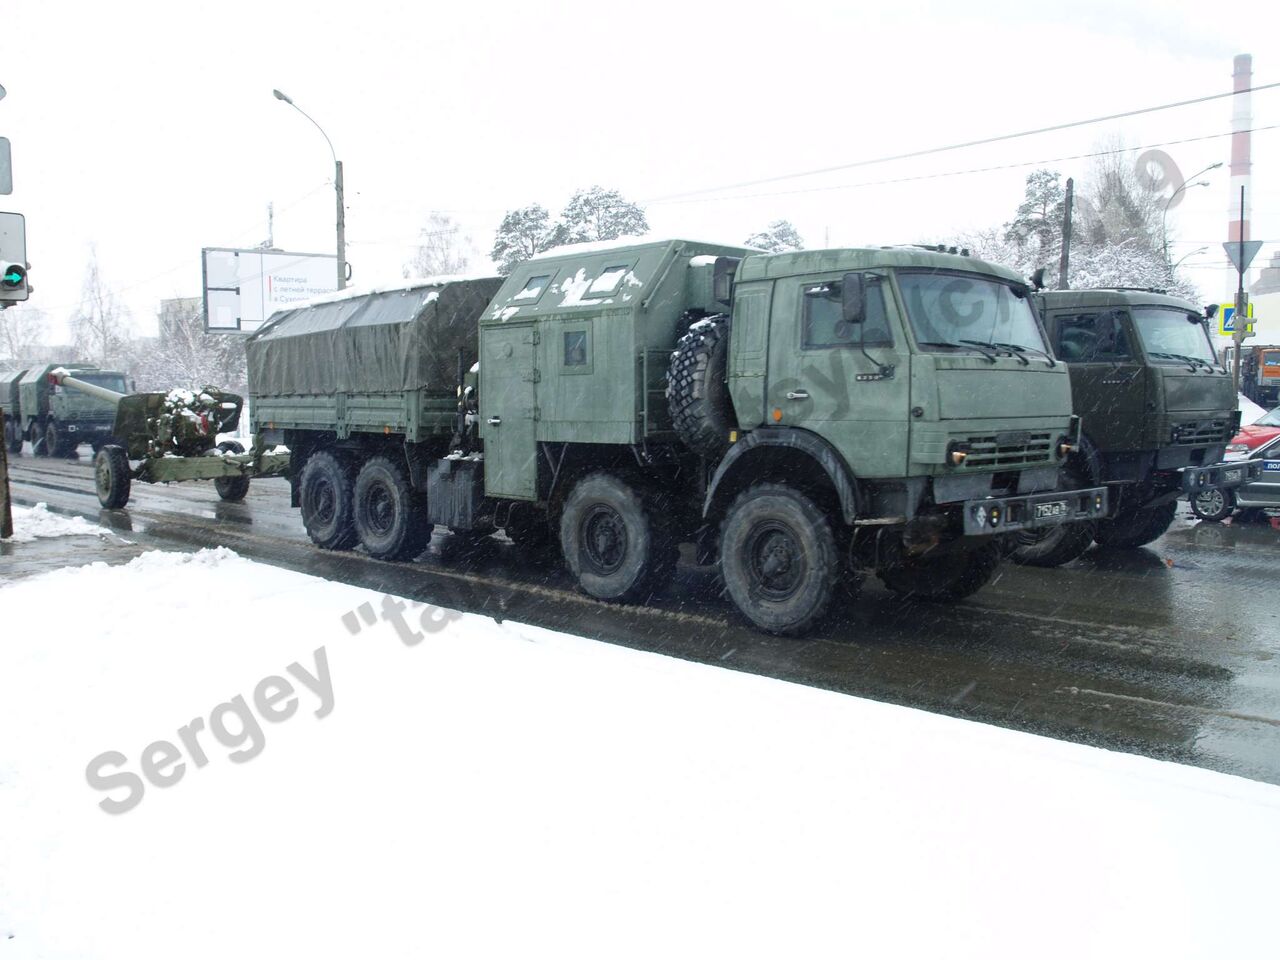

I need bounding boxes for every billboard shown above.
[202,247,337,334]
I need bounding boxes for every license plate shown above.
[1035,500,1069,519]
[1222,468,1242,483]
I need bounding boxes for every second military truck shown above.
[5,362,129,456]
[1013,288,1256,566]
[249,240,1106,635]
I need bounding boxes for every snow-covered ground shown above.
[1,548,1278,959]
[1,502,112,543]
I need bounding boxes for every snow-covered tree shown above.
[403,213,472,279]
[0,304,46,368]
[744,220,804,253]
[70,249,132,367]
[1003,169,1065,264]
[490,205,563,276]
[558,186,649,244]
[124,298,247,393]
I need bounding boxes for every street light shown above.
[1172,246,1208,270]
[1162,161,1224,266]
[272,88,347,290]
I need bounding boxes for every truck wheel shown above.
[667,315,734,460]
[1010,521,1095,567]
[5,419,22,455]
[720,483,840,635]
[560,472,677,602]
[46,420,75,458]
[1093,500,1178,549]
[879,543,1002,603]
[353,455,431,560]
[299,450,359,551]
[212,441,251,502]
[1189,487,1235,522]
[95,445,132,509]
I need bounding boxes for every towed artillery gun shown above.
[46,369,289,509]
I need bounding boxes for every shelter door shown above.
[480,324,539,500]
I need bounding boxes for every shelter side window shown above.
[587,265,629,297]
[801,276,891,349]
[515,274,553,303]
[1054,312,1131,362]
[563,329,590,369]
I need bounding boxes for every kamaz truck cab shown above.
[432,240,1106,634]
[1014,288,1258,566]
[17,362,128,457]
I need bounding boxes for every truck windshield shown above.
[77,374,127,394]
[1132,308,1217,365]
[897,271,1047,356]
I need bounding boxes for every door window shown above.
[801,276,891,349]
[1054,312,1132,362]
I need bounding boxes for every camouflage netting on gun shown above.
[245,278,503,398]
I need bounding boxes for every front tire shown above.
[353,455,431,560]
[94,445,132,509]
[879,542,1002,603]
[298,450,358,550]
[1093,500,1178,549]
[1190,487,1234,523]
[720,484,840,636]
[5,419,22,455]
[559,472,677,603]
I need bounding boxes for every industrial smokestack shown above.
[1228,54,1252,294]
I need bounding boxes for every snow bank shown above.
[1239,392,1268,425]
[1,549,1278,959]
[1,502,111,543]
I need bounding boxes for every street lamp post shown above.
[272,88,347,290]
[1162,161,1224,267]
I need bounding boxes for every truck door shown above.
[479,323,539,500]
[764,272,910,478]
[1050,309,1144,451]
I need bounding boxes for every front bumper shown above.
[964,485,1109,536]
[1179,459,1265,493]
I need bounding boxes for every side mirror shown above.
[1030,267,1046,291]
[130,379,137,393]
[841,272,866,324]
[1203,304,1219,321]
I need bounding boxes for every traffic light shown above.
[0,211,27,304]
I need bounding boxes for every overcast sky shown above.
[3,0,1275,343]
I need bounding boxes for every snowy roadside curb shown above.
[0,502,113,544]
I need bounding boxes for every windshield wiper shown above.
[989,341,1056,367]
[917,340,998,364]
[1147,351,1213,372]
[959,339,1018,364]
[961,339,1030,365]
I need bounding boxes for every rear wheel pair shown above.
[299,451,432,560]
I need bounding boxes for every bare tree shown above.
[125,298,247,392]
[70,249,132,366]
[403,213,473,279]
[0,304,46,368]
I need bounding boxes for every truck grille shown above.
[960,431,1054,469]
[1171,419,1231,445]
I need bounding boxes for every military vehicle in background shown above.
[2,368,24,454]
[1013,288,1258,567]
[250,242,1106,635]
[10,362,129,456]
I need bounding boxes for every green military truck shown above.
[1013,288,1255,567]
[2,368,24,453]
[251,241,1106,635]
[12,362,129,457]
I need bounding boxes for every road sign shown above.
[1224,239,1264,273]
[1220,302,1255,336]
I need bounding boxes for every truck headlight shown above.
[947,441,970,466]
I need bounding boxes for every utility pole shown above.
[335,160,346,289]
[1057,177,1073,289]
[1232,186,1248,394]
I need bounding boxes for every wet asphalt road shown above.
[6,450,1280,785]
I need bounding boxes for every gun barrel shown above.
[50,371,126,406]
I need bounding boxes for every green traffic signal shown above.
[1,263,24,288]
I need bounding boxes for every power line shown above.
[645,80,1280,203]
[646,122,1280,206]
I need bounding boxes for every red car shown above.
[1225,406,1280,460]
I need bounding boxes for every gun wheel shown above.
[95,445,132,509]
